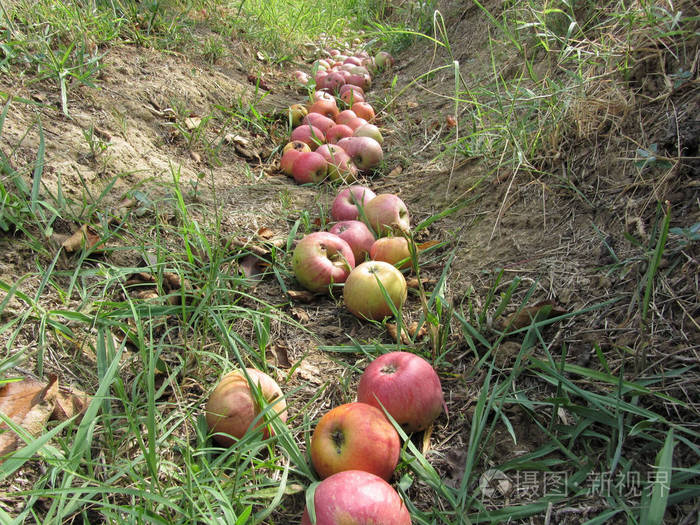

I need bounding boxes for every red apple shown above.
[280,149,302,176]
[292,70,310,88]
[343,261,407,321]
[323,71,346,92]
[346,73,371,91]
[344,117,369,132]
[330,220,375,263]
[339,84,365,98]
[302,113,336,135]
[292,151,328,184]
[336,136,383,171]
[340,88,365,106]
[308,98,339,119]
[205,368,287,446]
[316,144,357,182]
[363,193,410,234]
[352,102,375,122]
[357,352,444,433]
[370,236,412,269]
[301,470,411,525]
[354,123,383,144]
[331,185,377,221]
[291,124,324,150]
[343,56,363,67]
[310,402,400,480]
[324,124,354,144]
[292,232,355,293]
[335,109,358,126]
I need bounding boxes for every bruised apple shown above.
[205,368,287,446]
[357,351,444,433]
[301,470,411,525]
[343,261,407,321]
[292,232,355,293]
[310,402,400,480]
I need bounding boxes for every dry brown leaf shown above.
[416,240,441,251]
[189,151,202,163]
[239,254,267,284]
[256,227,275,240]
[52,386,90,422]
[422,423,434,454]
[387,165,403,178]
[500,300,567,331]
[406,277,437,289]
[0,376,56,458]
[230,237,270,257]
[62,225,102,253]
[266,344,292,368]
[290,307,310,324]
[386,322,427,344]
[184,117,201,130]
[287,290,316,303]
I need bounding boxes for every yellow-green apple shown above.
[291,151,328,184]
[363,193,410,234]
[354,123,383,144]
[288,104,308,127]
[330,220,375,263]
[205,368,287,446]
[308,98,339,119]
[370,236,411,269]
[343,261,407,321]
[310,402,400,480]
[316,144,358,182]
[282,140,311,155]
[357,351,444,433]
[335,109,358,126]
[336,136,383,171]
[324,124,354,144]
[375,51,394,70]
[301,470,411,525]
[292,232,355,292]
[291,124,324,150]
[302,113,336,135]
[331,185,377,221]
[351,102,375,122]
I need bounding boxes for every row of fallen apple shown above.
[205,46,445,523]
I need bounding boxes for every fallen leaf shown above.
[387,165,403,178]
[416,240,441,251]
[290,307,310,323]
[266,344,291,368]
[189,151,202,163]
[62,225,103,253]
[256,227,275,240]
[52,385,90,422]
[239,254,267,284]
[287,290,316,303]
[422,423,434,455]
[406,277,437,289]
[230,237,270,257]
[0,376,56,458]
[499,300,567,331]
[184,117,201,130]
[386,322,427,344]
[446,115,457,128]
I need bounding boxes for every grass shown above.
[1,0,699,523]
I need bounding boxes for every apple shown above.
[292,232,355,293]
[330,220,375,263]
[340,88,365,106]
[291,124,324,150]
[205,368,287,446]
[339,84,365,98]
[354,123,383,144]
[346,73,371,91]
[336,136,383,171]
[331,185,377,221]
[280,149,302,176]
[335,109,358,127]
[357,352,444,433]
[313,89,335,102]
[344,117,369,132]
[363,193,410,234]
[282,140,311,155]
[323,71,346,92]
[375,51,394,70]
[292,70,310,88]
[292,151,328,184]
[324,123,354,144]
[302,113,336,135]
[308,98,339,119]
[288,104,308,127]
[316,144,357,182]
[343,56,363,67]
[310,402,400,480]
[352,102,375,122]
[301,470,411,525]
[370,236,411,269]
[343,261,407,321]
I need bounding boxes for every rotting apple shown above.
[374,51,394,71]
[291,232,355,293]
[343,261,407,321]
[363,193,410,234]
[370,236,412,269]
[308,98,339,119]
[330,220,375,263]
[357,351,444,433]
[331,185,377,222]
[291,151,328,184]
[351,101,375,122]
[205,368,287,447]
[310,402,400,480]
[288,104,308,127]
[300,470,411,525]
[336,136,383,171]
